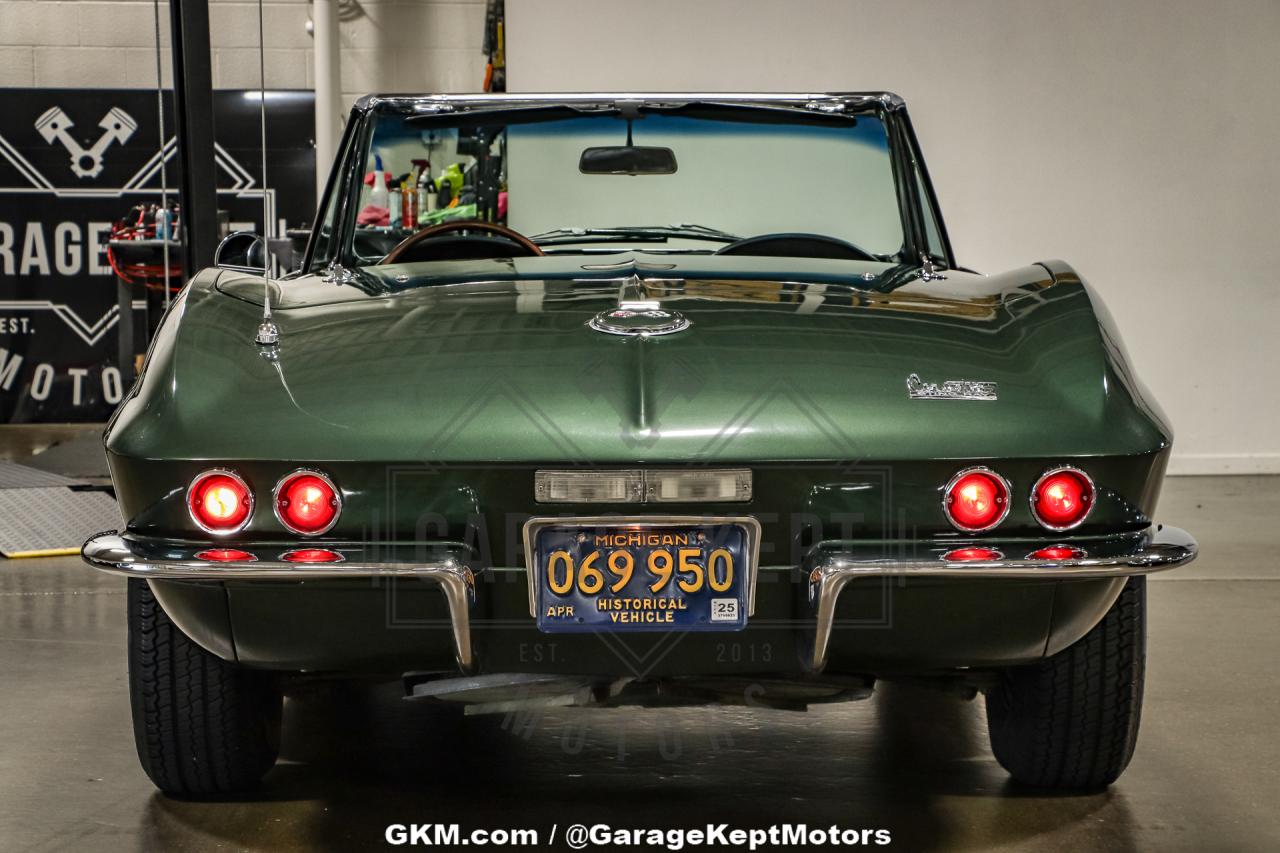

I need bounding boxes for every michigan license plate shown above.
[530,522,751,633]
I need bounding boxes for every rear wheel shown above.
[985,576,1146,789]
[128,579,281,796]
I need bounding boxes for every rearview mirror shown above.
[579,146,677,175]
[214,231,267,272]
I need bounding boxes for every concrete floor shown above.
[0,476,1277,852]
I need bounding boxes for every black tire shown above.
[985,576,1146,789]
[128,579,281,796]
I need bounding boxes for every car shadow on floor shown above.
[140,681,1138,852]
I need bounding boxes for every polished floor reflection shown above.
[0,476,1276,852]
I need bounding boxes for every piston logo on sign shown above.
[0,88,308,421]
[34,107,137,179]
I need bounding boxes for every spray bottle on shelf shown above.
[369,152,389,211]
[438,163,463,209]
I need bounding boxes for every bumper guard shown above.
[806,524,1197,671]
[81,532,478,670]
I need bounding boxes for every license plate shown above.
[529,521,752,633]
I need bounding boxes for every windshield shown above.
[338,105,909,267]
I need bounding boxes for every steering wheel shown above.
[379,220,544,264]
[715,232,877,262]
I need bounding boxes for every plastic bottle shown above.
[389,187,402,227]
[417,164,437,224]
[369,153,389,210]
[402,179,415,226]
[440,163,464,200]
[153,206,170,240]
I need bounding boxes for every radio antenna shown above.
[253,0,279,347]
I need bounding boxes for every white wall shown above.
[507,0,1280,475]
[0,0,486,108]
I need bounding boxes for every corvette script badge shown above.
[906,373,997,401]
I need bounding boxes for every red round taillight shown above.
[274,470,341,535]
[943,546,1003,562]
[281,548,343,563]
[1028,545,1086,561]
[1031,468,1094,531]
[195,548,256,562]
[943,467,1011,532]
[188,470,253,534]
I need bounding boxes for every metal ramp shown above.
[0,461,122,558]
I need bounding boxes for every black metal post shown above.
[116,275,133,382]
[168,0,218,273]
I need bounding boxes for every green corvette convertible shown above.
[83,92,1196,796]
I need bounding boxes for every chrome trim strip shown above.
[272,468,344,536]
[521,515,763,619]
[805,524,1197,672]
[81,533,477,671]
[186,468,255,537]
[1029,466,1096,532]
[361,92,903,112]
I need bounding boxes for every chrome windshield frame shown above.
[313,91,946,275]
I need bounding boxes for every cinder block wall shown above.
[0,0,486,107]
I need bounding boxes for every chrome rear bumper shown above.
[806,524,1197,671]
[84,524,1196,678]
[81,532,477,670]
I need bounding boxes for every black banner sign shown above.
[0,88,315,422]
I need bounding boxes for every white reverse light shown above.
[534,470,644,503]
[645,469,752,503]
[534,469,752,504]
